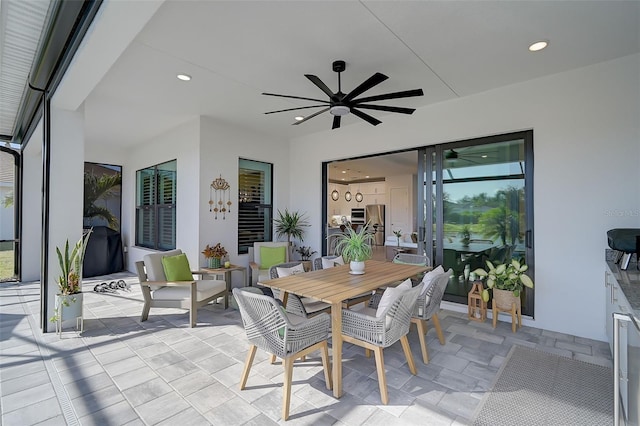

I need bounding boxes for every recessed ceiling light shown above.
[365,175,370,178]
[342,170,346,174]
[528,40,548,52]
[294,116,304,121]
[177,74,191,81]
[481,155,488,158]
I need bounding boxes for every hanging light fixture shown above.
[344,190,352,202]
[355,171,363,203]
[331,187,340,201]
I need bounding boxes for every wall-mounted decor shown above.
[209,175,231,219]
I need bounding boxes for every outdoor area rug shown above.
[473,345,613,426]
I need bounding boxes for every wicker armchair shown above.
[233,288,332,421]
[341,283,423,404]
[412,269,453,364]
[269,262,331,318]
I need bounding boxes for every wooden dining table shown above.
[259,259,429,398]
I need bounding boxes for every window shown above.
[136,160,177,250]
[238,159,273,254]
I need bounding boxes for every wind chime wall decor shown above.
[209,175,231,219]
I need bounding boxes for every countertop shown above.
[607,259,640,322]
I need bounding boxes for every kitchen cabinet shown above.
[357,181,386,205]
[606,261,640,426]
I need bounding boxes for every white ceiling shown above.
[61,1,638,158]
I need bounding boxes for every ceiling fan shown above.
[262,60,424,129]
[445,148,499,165]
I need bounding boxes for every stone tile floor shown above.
[0,273,613,425]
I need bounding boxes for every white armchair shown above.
[248,241,289,286]
[135,249,228,327]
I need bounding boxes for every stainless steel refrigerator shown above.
[365,204,385,246]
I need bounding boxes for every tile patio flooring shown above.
[1,273,613,425]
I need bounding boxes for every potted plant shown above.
[274,209,309,245]
[202,243,227,268]
[50,230,92,327]
[473,258,534,308]
[393,229,402,247]
[459,225,471,247]
[295,245,317,261]
[335,224,375,274]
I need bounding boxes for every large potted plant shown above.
[473,258,534,309]
[50,230,92,328]
[335,224,374,274]
[274,209,309,245]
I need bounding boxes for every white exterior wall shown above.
[198,117,289,282]
[20,120,44,282]
[46,107,85,331]
[124,118,201,270]
[289,54,640,341]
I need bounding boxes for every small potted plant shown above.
[393,229,402,247]
[202,243,227,268]
[473,258,534,306]
[335,224,375,274]
[459,225,471,247]
[295,245,317,261]
[50,230,92,328]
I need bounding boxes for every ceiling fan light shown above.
[330,105,350,116]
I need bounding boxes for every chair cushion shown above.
[375,278,412,318]
[143,249,183,281]
[153,279,226,301]
[162,253,193,281]
[321,255,344,269]
[420,265,445,296]
[299,297,331,314]
[276,263,305,277]
[260,246,287,269]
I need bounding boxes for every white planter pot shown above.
[349,260,365,275]
[55,293,83,321]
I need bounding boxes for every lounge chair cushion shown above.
[162,253,193,281]
[260,246,287,269]
[153,279,226,301]
[143,249,183,290]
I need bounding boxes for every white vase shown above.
[350,260,365,275]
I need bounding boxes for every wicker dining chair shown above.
[341,283,423,405]
[411,269,453,364]
[269,262,331,317]
[233,288,332,421]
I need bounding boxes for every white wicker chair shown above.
[412,269,453,364]
[233,288,332,420]
[269,262,331,318]
[341,283,423,404]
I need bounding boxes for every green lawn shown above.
[0,250,15,281]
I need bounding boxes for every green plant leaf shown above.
[481,289,490,302]
[520,274,534,288]
[473,268,488,277]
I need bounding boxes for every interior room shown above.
[1,1,638,424]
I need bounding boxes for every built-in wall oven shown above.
[351,208,365,225]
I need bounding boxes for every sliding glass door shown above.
[419,131,534,316]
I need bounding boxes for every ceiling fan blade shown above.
[332,116,341,129]
[262,92,329,104]
[265,105,328,114]
[343,73,388,103]
[351,108,381,126]
[353,88,424,104]
[356,104,416,114]
[305,75,336,100]
[292,107,330,125]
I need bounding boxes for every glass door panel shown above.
[430,133,534,316]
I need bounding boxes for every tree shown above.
[83,172,122,229]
